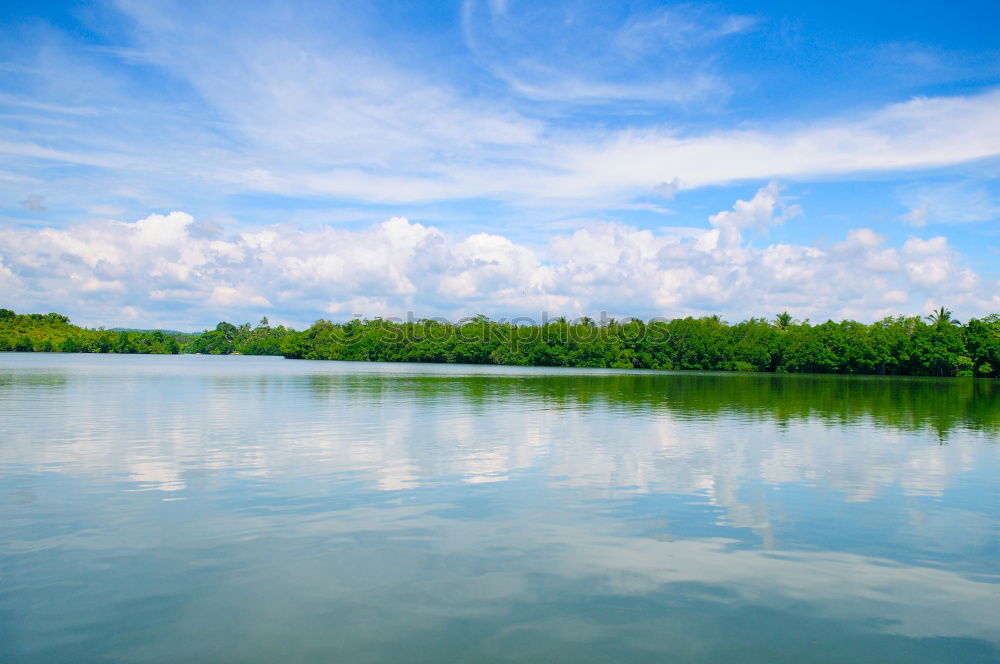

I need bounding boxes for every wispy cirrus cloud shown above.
[898,180,1000,227]
[2,0,998,216]
[461,0,755,104]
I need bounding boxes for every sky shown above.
[0,0,998,330]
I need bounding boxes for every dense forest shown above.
[1,307,998,378]
[0,309,290,357]
[0,310,184,354]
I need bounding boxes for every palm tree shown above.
[774,312,793,330]
[926,307,960,327]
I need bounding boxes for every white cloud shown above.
[710,181,800,232]
[2,1,998,213]
[653,178,680,199]
[176,90,1000,208]
[0,186,994,328]
[461,0,753,103]
[210,286,272,309]
[134,211,194,247]
[901,236,977,289]
[533,92,1000,206]
[901,203,929,227]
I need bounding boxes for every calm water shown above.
[1,354,998,663]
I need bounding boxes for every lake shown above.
[1,353,997,662]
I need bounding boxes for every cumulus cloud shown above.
[0,186,994,328]
[697,182,802,253]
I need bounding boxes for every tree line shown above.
[0,310,184,354]
[0,310,290,357]
[1,307,997,378]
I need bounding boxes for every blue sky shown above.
[0,0,998,329]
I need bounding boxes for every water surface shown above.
[1,354,998,662]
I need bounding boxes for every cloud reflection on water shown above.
[1,354,998,660]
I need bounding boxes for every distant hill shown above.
[109,328,198,336]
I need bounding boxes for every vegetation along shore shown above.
[1,307,997,378]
